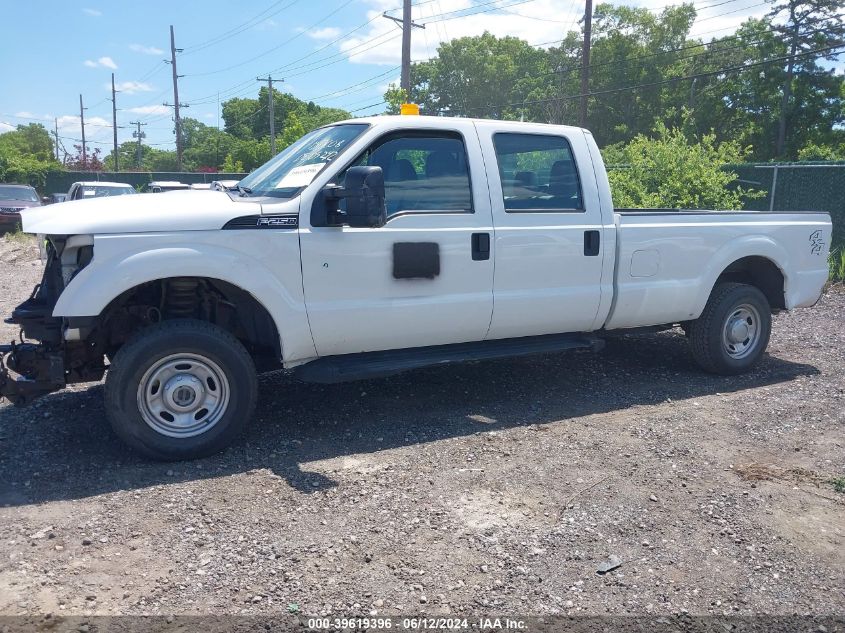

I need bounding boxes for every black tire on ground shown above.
[688,282,772,375]
[104,319,258,460]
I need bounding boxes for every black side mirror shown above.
[321,165,386,228]
[41,196,50,204]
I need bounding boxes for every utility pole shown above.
[256,76,282,155]
[79,94,87,167]
[166,25,186,171]
[382,0,424,96]
[111,73,120,172]
[579,0,593,128]
[130,121,147,169]
[53,118,60,161]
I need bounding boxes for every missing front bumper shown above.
[0,342,66,406]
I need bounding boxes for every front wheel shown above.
[104,319,258,460]
[688,282,772,375]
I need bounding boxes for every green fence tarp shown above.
[729,162,844,246]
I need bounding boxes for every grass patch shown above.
[1,225,33,244]
[830,248,845,283]
[736,462,845,495]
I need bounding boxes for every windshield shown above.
[0,185,38,202]
[238,123,368,198]
[81,186,136,197]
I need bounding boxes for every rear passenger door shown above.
[475,123,606,339]
[299,122,495,357]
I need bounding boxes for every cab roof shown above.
[333,115,587,134]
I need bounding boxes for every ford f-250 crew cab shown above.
[0,116,832,460]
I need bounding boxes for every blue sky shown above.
[0,0,795,155]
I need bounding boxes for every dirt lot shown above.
[0,234,843,618]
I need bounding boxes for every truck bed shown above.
[604,209,831,330]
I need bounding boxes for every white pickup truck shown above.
[0,115,832,459]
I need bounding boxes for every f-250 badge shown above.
[809,230,825,255]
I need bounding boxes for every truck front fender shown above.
[52,233,317,363]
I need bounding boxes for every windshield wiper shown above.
[232,184,253,197]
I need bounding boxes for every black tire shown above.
[688,282,772,375]
[104,319,258,460]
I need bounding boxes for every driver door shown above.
[299,122,495,357]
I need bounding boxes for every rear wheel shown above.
[688,282,771,375]
[104,319,258,460]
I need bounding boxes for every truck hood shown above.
[21,190,269,235]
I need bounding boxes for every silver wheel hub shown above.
[722,304,761,359]
[137,353,230,438]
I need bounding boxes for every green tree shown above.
[768,0,845,156]
[0,123,55,162]
[404,32,552,118]
[603,116,762,209]
[798,142,845,161]
[221,153,244,173]
[384,85,408,115]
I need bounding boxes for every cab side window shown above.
[493,133,583,212]
[340,132,473,216]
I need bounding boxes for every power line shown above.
[185,0,358,78]
[182,0,303,55]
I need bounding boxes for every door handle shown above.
[471,232,490,261]
[584,230,600,256]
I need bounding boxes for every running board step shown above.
[294,333,604,384]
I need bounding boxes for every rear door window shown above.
[492,133,583,212]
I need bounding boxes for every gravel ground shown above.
[0,234,843,618]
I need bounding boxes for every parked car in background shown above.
[145,181,190,193]
[210,179,240,192]
[42,193,68,205]
[189,183,212,190]
[67,182,136,201]
[0,183,41,232]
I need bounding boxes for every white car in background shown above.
[145,181,190,193]
[66,181,136,201]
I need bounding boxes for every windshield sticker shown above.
[275,163,326,189]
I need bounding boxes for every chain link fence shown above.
[730,162,845,246]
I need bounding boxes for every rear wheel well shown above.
[94,277,282,370]
[715,256,785,311]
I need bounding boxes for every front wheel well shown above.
[714,256,785,311]
[93,277,282,370]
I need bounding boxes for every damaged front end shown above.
[0,238,105,406]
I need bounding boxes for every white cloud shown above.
[84,57,118,69]
[309,26,342,40]
[98,56,118,70]
[126,105,170,116]
[129,43,164,56]
[14,111,36,119]
[110,81,154,94]
[338,0,770,66]
[82,7,101,16]
[256,19,278,31]
[0,121,15,134]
